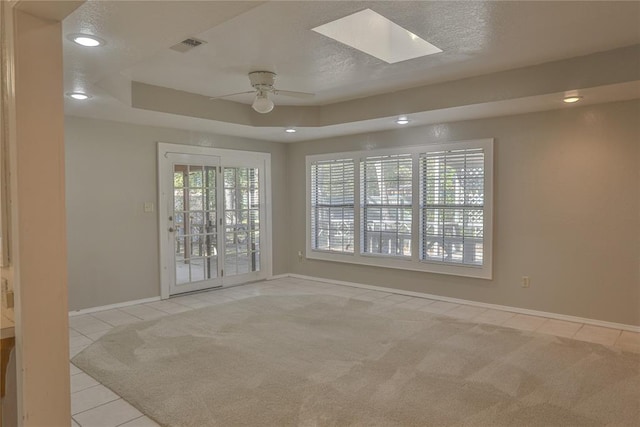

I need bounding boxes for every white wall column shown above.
[8,1,82,424]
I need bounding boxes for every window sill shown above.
[306,250,492,280]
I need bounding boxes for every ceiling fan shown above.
[210,71,314,113]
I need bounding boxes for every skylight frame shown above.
[312,9,442,64]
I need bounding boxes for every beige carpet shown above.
[73,295,640,426]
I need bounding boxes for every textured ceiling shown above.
[62,1,640,142]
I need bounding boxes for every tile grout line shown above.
[614,330,626,347]
[115,415,149,427]
[572,323,587,339]
[612,329,623,345]
[72,395,127,417]
[92,308,147,323]
[69,326,110,345]
[71,382,106,396]
[115,305,167,319]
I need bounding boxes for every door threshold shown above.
[169,284,223,298]
[168,279,266,299]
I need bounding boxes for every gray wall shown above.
[66,100,639,326]
[65,117,289,311]
[288,100,640,326]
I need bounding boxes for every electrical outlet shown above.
[522,276,530,288]
[297,250,303,261]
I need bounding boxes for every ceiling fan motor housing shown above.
[249,71,276,91]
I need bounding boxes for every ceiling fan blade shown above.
[209,90,255,100]
[273,89,315,99]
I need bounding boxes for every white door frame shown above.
[158,142,272,299]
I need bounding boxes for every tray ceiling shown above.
[62,1,640,142]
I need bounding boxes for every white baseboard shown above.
[68,296,162,317]
[67,274,640,333]
[288,274,640,333]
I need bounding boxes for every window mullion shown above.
[411,153,420,262]
[313,164,318,249]
[353,157,361,257]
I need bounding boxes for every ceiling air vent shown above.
[170,37,207,53]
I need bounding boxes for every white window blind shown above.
[420,148,484,266]
[310,159,355,253]
[306,139,492,279]
[361,154,413,256]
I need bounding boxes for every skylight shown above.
[312,9,442,64]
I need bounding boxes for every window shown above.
[361,154,413,257]
[309,159,355,253]
[420,148,485,266]
[307,139,493,279]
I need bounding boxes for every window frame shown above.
[306,139,493,279]
[309,158,356,254]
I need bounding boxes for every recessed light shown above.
[285,128,297,133]
[69,34,104,47]
[395,117,409,125]
[67,92,91,100]
[563,96,583,104]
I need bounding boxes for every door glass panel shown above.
[174,189,184,211]
[190,212,204,229]
[223,167,260,277]
[189,166,203,187]
[173,163,218,286]
[237,252,249,275]
[189,189,203,210]
[190,258,205,282]
[190,235,203,256]
[174,166,186,188]
[206,193,216,211]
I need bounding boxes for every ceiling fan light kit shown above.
[252,91,275,114]
[213,71,315,114]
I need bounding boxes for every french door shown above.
[159,144,270,297]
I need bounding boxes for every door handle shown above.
[169,227,175,232]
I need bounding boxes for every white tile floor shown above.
[68,277,639,427]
